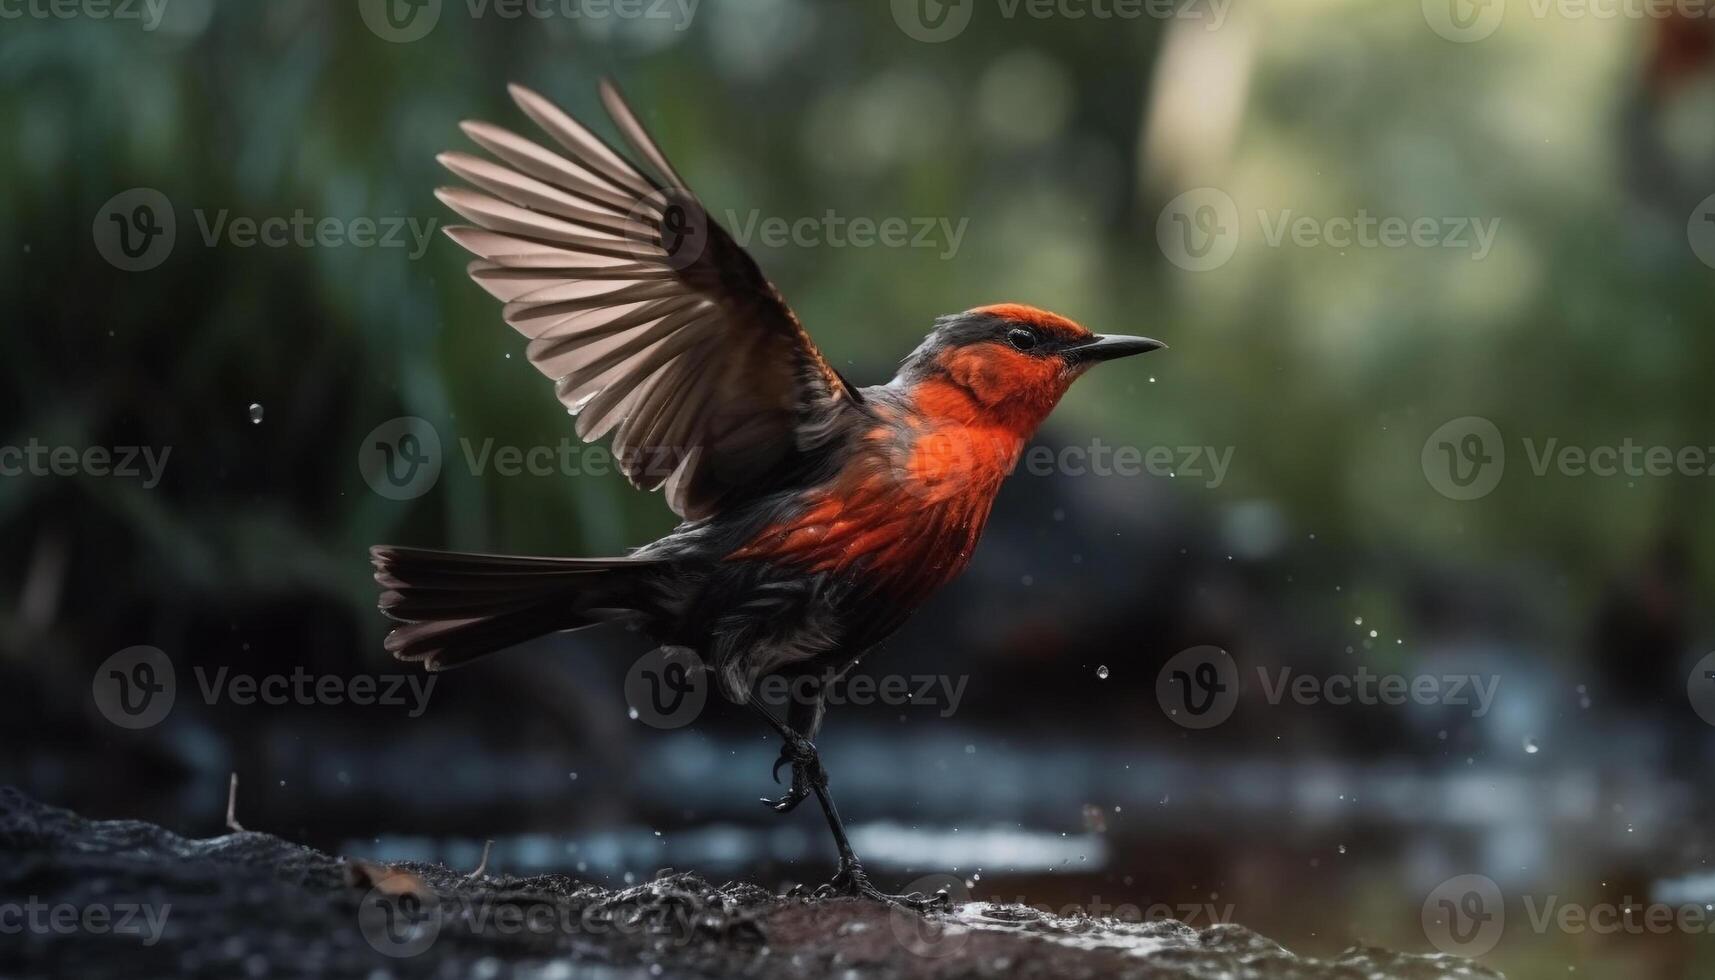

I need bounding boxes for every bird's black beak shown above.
[1065,334,1167,364]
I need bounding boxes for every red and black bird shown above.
[372,80,1164,903]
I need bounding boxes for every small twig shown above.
[465,839,494,880]
[225,772,245,833]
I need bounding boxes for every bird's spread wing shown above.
[437,80,859,521]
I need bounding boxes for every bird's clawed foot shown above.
[759,737,824,814]
[815,859,952,911]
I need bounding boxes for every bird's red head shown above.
[897,303,1164,436]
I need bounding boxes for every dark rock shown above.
[0,788,1501,979]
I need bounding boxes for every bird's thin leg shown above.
[747,698,947,910]
[750,697,821,814]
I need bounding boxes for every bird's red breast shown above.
[729,387,1034,602]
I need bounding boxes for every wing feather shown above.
[438,80,860,520]
[458,120,645,216]
[506,83,657,198]
[437,153,642,240]
[598,78,692,192]
[444,226,638,268]
[503,280,683,326]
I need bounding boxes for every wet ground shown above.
[0,788,1502,979]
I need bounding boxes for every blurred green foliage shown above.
[1,0,1710,630]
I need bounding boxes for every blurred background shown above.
[3,1,1714,977]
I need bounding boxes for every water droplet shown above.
[1524,736,1540,754]
[1337,844,1347,854]
[627,706,640,721]
[247,403,264,424]
[1353,616,1363,625]
[1096,665,1109,680]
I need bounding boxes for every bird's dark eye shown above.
[1006,328,1039,352]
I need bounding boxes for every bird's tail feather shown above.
[371,545,665,671]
